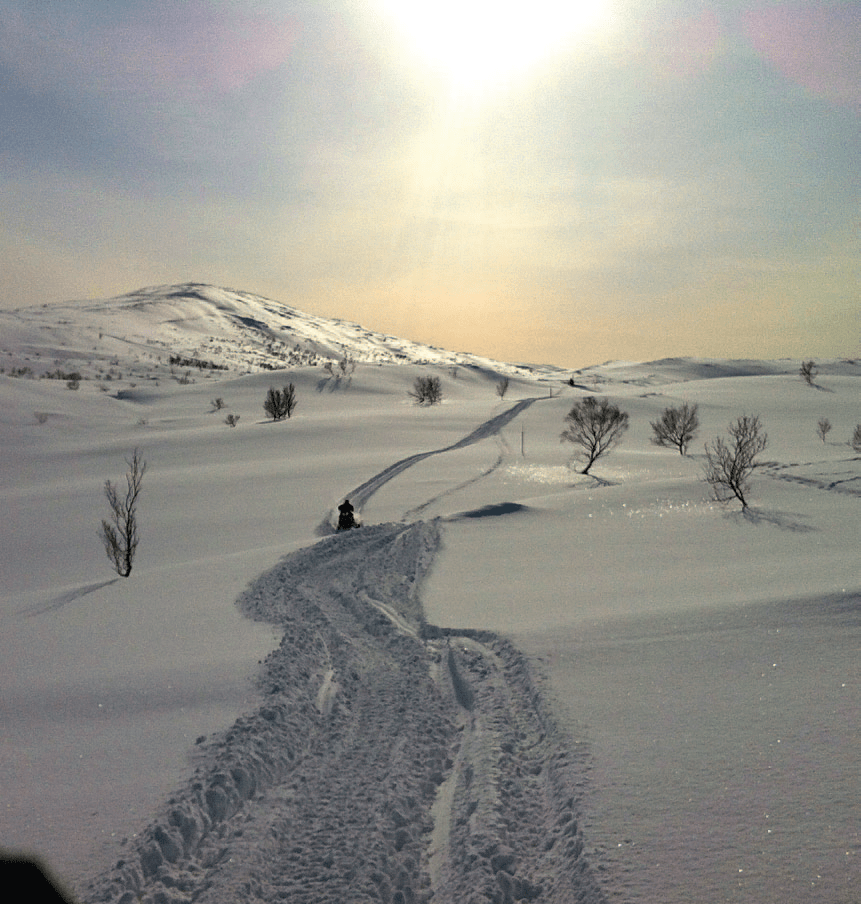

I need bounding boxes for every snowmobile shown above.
[337,500,360,530]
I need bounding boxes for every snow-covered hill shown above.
[0,289,858,903]
[0,283,565,382]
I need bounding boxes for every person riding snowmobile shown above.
[337,499,356,530]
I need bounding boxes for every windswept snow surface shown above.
[0,289,858,903]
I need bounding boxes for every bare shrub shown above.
[496,377,510,399]
[212,397,225,410]
[263,384,297,420]
[44,369,81,382]
[263,387,285,420]
[650,402,699,455]
[560,396,629,475]
[816,418,832,443]
[282,383,297,418]
[410,375,442,405]
[323,356,355,384]
[703,415,767,509]
[100,448,146,577]
[338,355,355,376]
[850,424,861,455]
[225,413,240,427]
[800,360,817,385]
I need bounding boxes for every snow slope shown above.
[0,283,562,379]
[0,287,858,902]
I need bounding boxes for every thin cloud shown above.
[0,1,300,98]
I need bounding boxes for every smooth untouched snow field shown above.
[0,290,858,902]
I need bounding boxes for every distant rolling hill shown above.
[0,283,564,383]
[1,283,857,392]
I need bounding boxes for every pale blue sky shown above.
[1,1,858,366]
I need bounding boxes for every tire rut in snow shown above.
[83,521,606,904]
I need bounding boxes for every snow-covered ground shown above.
[0,287,858,902]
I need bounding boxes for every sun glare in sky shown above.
[378,0,615,97]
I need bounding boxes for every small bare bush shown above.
[264,387,285,420]
[410,375,442,405]
[650,403,699,455]
[561,396,629,475]
[282,383,297,417]
[263,384,297,420]
[800,360,817,385]
[100,448,146,577]
[816,418,832,443]
[323,357,355,382]
[44,369,82,382]
[703,415,767,509]
[338,355,355,376]
[496,377,510,399]
[225,413,240,427]
[212,397,225,410]
[851,424,861,455]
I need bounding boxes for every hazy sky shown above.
[2,1,858,366]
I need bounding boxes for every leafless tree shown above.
[650,402,699,455]
[410,375,442,405]
[561,396,629,475]
[225,413,240,427]
[816,418,832,443]
[100,448,146,577]
[850,424,861,455]
[703,415,768,509]
[496,377,510,399]
[800,360,817,385]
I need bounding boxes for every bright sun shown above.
[379,0,614,97]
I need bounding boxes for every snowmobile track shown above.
[84,401,606,904]
[83,521,606,903]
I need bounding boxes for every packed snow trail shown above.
[84,400,607,904]
[83,523,606,903]
[342,397,543,515]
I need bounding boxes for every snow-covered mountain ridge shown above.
[0,283,567,382]
[2,284,858,391]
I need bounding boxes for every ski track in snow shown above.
[83,400,607,904]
